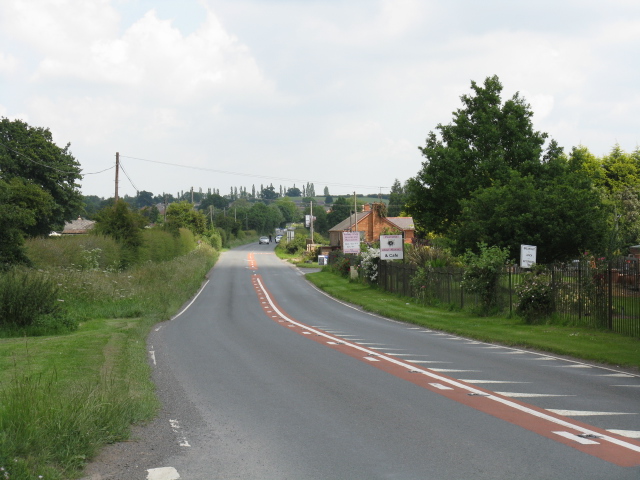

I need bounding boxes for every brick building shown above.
[328,203,415,248]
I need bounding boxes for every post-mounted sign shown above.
[380,234,404,260]
[342,231,361,254]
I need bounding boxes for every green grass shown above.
[306,270,640,369]
[0,244,219,479]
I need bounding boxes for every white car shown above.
[275,235,283,243]
[259,236,270,244]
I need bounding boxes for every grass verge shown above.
[0,245,219,479]
[306,270,640,370]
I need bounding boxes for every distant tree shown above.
[305,203,329,235]
[165,201,207,235]
[82,195,104,219]
[198,193,229,212]
[325,194,333,205]
[286,186,302,197]
[136,190,154,208]
[327,196,352,227]
[323,186,329,196]
[274,196,300,224]
[387,179,406,217]
[93,200,145,265]
[262,185,278,200]
[0,117,83,236]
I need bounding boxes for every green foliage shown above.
[275,196,301,224]
[451,168,608,263]
[25,235,122,271]
[388,178,406,217]
[0,178,55,269]
[0,269,77,335]
[205,229,223,251]
[406,75,549,235]
[359,247,380,282]
[515,266,555,324]
[327,251,360,277]
[165,201,207,235]
[327,196,352,228]
[462,243,510,315]
[281,232,308,255]
[0,117,83,236]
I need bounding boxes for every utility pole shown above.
[191,186,194,204]
[115,152,120,202]
[163,193,167,223]
[310,200,314,243]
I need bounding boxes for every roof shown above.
[328,211,415,232]
[62,217,96,235]
[387,217,415,230]
[328,211,371,232]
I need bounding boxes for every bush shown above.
[515,266,555,323]
[328,251,359,277]
[0,269,77,335]
[462,243,510,315]
[360,247,380,282]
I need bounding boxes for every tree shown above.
[388,179,406,217]
[0,117,83,236]
[93,200,145,266]
[198,193,229,212]
[323,186,330,196]
[451,168,608,263]
[286,186,301,197]
[327,196,351,227]
[0,178,54,268]
[165,201,208,235]
[262,184,278,200]
[136,190,155,208]
[405,76,549,235]
[274,196,300,224]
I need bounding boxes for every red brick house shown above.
[328,203,415,248]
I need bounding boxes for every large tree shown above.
[0,117,83,236]
[0,178,55,268]
[451,167,608,263]
[326,196,352,228]
[405,76,549,235]
[387,179,406,217]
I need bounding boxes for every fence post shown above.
[608,262,613,330]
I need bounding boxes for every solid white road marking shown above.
[171,279,210,320]
[547,409,637,417]
[607,430,640,439]
[495,392,573,398]
[461,379,529,384]
[147,467,180,480]
[149,350,156,366]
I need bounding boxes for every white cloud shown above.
[0,52,17,73]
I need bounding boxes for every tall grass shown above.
[0,241,219,479]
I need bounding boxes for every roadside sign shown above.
[520,244,537,268]
[380,234,404,260]
[342,231,360,254]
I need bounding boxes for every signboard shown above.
[520,244,537,268]
[342,231,361,254]
[380,234,404,260]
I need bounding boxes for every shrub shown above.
[0,269,77,335]
[328,251,359,277]
[515,266,555,323]
[462,243,510,315]
[360,247,380,282]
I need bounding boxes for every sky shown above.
[1,0,639,200]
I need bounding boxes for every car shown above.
[259,236,270,244]
[275,235,283,243]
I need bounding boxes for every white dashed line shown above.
[147,467,181,480]
[547,410,637,417]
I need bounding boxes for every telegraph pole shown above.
[115,152,120,202]
[310,200,314,242]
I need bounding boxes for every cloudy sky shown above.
[1,0,639,200]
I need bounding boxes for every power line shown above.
[118,159,139,192]
[119,154,389,191]
[0,138,114,176]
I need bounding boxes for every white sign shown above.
[380,234,404,260]
[520,244,537,268]
[342,231,361,254]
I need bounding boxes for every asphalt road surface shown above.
[84,243,640,480]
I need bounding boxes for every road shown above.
[87,243,640,479]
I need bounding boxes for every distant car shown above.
[259,236,270,244]
[275,235,283,243]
